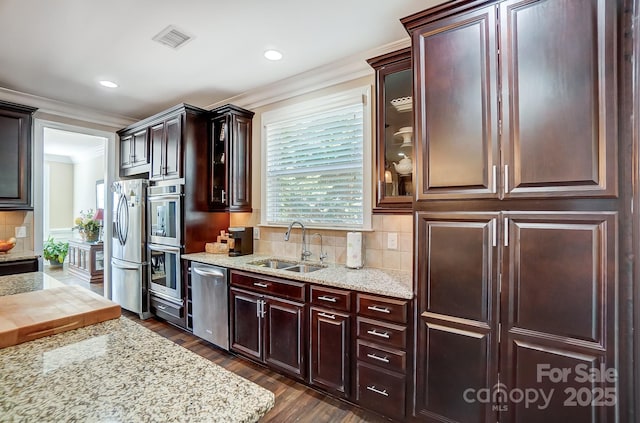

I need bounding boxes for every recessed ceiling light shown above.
[264,49,283,61]
[99,80,118,88]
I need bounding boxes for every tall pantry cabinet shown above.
[402,0,628,422]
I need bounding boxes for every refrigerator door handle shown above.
[111,260,139,271]
[116,193,128,246]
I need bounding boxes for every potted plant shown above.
[43,236,68,267]
[73,209,102,242]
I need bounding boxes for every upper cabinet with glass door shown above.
[368,48,413,213]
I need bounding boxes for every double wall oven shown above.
[147,184,184,319]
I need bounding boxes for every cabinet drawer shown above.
[357,317,406,350]
[356,362,406,420]
[150,295,184,327]
[357,340,406,373]
[357,293,408,324]
[310,285,351,312]
[231,271,306,302]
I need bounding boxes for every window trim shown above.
[260,85,372,231]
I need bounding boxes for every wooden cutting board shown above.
[0,285,121,348]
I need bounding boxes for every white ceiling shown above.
[0,0,445,121]
[43,128,105,163]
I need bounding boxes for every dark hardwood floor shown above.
[42,265,391,423]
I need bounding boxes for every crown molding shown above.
[206,37,411,111]
[0,87,137,129]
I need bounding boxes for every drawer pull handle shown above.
[253,282,269,288]
[367,305,390,314]
[366,385,389,397]
[157,305,167,311]
[367,329,390,339]
[318,312,336,320]
[318,295,337,303]
[367,353,390,363]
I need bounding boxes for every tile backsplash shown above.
[0,211,34,252]
[230,212,413,272]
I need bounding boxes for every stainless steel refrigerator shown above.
[111,179,150,318]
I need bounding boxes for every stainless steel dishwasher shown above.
[191,262,229,350]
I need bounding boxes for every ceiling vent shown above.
[152,25,194,50]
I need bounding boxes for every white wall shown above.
[46,160,74,228]
[73,155,104,217]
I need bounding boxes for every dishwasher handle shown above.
[192,267,225,278]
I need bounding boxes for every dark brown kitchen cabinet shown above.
[0,258,38,276]
[150,115,182,181]
[310,308,350,396]
[309,285,353,398]
[354,293,409,422]
[230,271,306,381]
[119,128,149,177]
[414,212,500,422]
[367,48,413,213]
[0,101,37,210]
[210,104,254,212]
[407,0,617,201]
[414,211,617,422]
[500,212,617,423]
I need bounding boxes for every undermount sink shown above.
[247,259,326,273]
[281,264,326,273]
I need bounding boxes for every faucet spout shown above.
[284,221,311,261]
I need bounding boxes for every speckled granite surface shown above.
[0,316,275,422]
[0,250,38,263]
[182,252,414,299]
[0,272,65,297]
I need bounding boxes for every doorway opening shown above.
[34,119,116,298]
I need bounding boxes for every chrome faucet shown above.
[284,221,312,261]
[311,233,328,264]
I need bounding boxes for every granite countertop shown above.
[182,252,414,300]
[0,250,39,263]
[0,273,275,421]
[0,272,65,297]
[0,317,275,422]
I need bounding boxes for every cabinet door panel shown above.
[501,212,617,422]
[414,212,499,422]
[501,0,617,198]
[264,297,305,380]
[164,116,182,179]
[230,288,261,360]
[131,128,149,166]
[229,115,252,211]
[0,107,32,208]
[209,115,228,207]
[310,307,350,396]
[119,134,132,169]
[149,123,165,180]
[414,6,498,200]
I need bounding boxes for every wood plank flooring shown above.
[42,265,391,423]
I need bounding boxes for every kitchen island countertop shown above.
[0,273,275,422]
[182,252,413,300]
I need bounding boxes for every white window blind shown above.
[264,100,366,228]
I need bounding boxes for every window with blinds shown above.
[262,87,371,229]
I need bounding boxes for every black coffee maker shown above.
[228,227,254,256]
